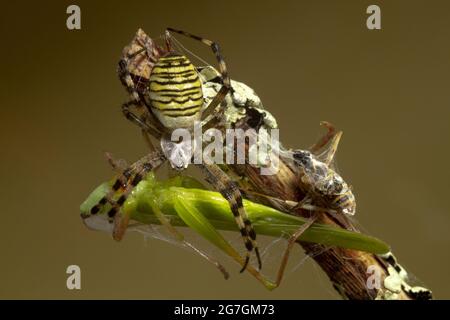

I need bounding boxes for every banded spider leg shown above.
[90,152,230,279]
[235,122,344,287]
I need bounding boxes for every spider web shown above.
[170,35,212,68]
[126,214,332,284]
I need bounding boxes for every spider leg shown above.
[200,163,261,272]
[104,152,128,174]
[89,165,134,215]
[233,187,326,287]
[141,128,157,152]
[274,213,318,287]
[121,94,161,139]
[149,198,229,279]
[119,50,163,139]
[240,188,298,211]
[94,153,230,278]
[166,28,231,127]
[241,189,337,216]
[110,152,166,241]
[238,188,333,287]
[89,152,165,238]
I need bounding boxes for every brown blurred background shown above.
[1,0,449,299]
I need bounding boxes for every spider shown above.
[88,28,261,273]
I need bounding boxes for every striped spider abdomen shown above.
[148,53,203,129]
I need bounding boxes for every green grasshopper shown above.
[80,172,389,290]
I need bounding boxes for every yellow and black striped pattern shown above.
[148,54,203,127]
[330,187,356,215]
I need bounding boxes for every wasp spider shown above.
[88,28,261,273]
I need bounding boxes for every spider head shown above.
[161,133,193,170]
